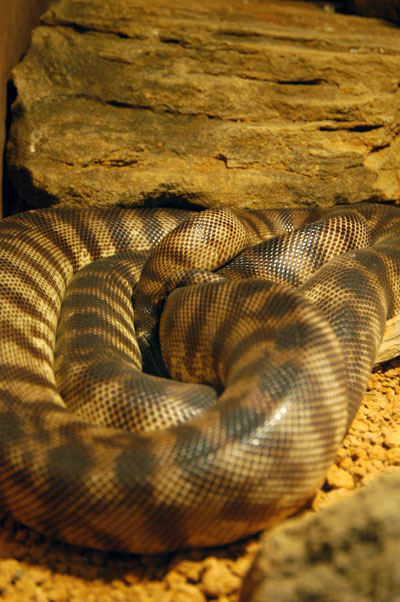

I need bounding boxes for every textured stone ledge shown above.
[6,0,400,210]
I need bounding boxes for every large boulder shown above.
[240,469,400,602]
[6,0,400,210]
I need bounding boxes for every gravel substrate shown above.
[1,359,400,602]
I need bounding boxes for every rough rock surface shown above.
[240,470,400,602]
[6,0,400,211]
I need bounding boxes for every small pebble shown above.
[384,431,400,448]
[326,465,354,489]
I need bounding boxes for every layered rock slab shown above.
[6,0,400,210]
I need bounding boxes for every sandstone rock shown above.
[325,463,354,489]
[376,316,400,365]
[200,557,242,598]
[6,0,400,210]
[239,469,400,602]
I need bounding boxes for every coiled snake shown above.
[0,203,400,554]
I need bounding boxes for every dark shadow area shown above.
[2,79,24,217]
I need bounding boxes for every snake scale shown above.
[0,202,400,554]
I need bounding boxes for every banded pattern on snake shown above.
[0,203,399,554]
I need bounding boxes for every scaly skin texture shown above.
[0,203,399,553]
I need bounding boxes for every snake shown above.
[0,202,400,554]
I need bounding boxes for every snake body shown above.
[0,203,400,553]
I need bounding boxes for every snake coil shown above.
[0,203,399,553]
